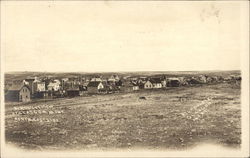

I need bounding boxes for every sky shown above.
[1,1,248,72]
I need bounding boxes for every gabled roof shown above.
[8,84,29,91]
[150,78,162,84]
[87,81,102,87]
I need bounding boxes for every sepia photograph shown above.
[0,1,249,157]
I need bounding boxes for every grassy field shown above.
[5,83,241,151]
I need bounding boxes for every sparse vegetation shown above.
[5,82,241,150]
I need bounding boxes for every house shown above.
[24,76,39,94]
[87,81,104,94]
[108,75,116,82]
[167,78,181,87]
[47,80,61,91]
[34,81,46,92]
[144,80,153,89]
[5,84,31,102]
[79,84,88,96]
[25,77,46,98]
[198,75,207,83]
[61,78,69,89]
[161,79,167,87]
[121,81,139,92]
[107,75,120,87]
[150,78,162,89]
[108,75,120,82]
[32,81,46,98]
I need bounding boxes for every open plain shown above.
[5,82,241,151]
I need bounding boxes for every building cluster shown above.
[4,74,241,102]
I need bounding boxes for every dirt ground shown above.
[5,83,241,151]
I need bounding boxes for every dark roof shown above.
[150,78,162,84]
[87,81,101,87]
[8,84,29,91]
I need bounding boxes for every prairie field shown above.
[5,83,241,151]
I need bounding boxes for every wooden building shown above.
[87,81,104,94]
[121,81,139,92]
[144,80,153,89]
[5,84,31,102]
[150,78,163,89]
[167,78,181,87]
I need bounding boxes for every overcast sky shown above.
[1,1,248,72]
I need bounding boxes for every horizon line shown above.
[4,70,241,74]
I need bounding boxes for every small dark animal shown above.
[139,96,146,100]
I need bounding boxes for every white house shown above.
[144,80,153,89]
[150,78,162,89]
[34,82,46,92]
[48,80,61,91]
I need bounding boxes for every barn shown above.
[5,84,31,102]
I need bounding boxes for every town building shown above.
[24,76,39,95]
[5,84,31,102]
[47,80,61,91]
[87,81,104,94]
[167,78,181,87]
[108,75,120,82]
[149,78,162,89]
[79,84,88,96]
[144,80,153,89]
